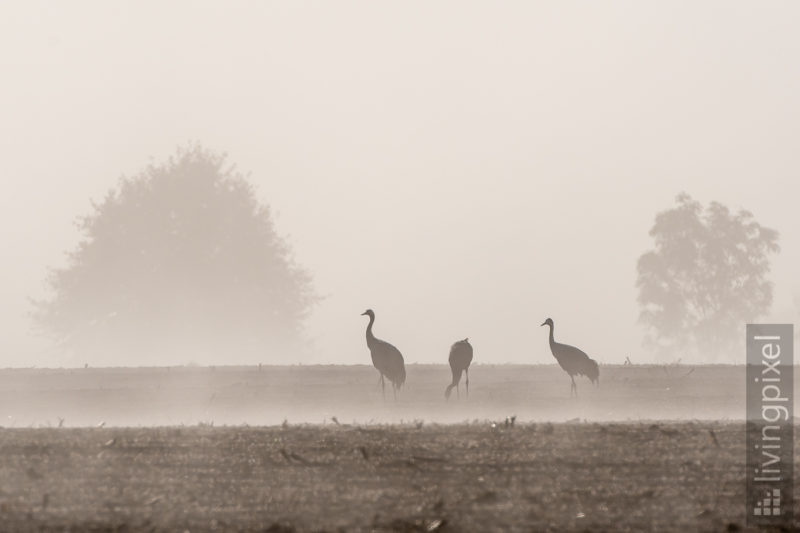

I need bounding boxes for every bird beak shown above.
[540,321,546,327]
[360,311,368,316]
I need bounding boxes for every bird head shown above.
[587,359,600,384]
[541,318,554,328]
[361,309,375,319]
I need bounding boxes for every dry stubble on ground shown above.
[0,421,784,532]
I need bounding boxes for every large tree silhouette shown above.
[636,193,779,361]
[34,145,316,365]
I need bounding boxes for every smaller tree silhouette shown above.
[636,193,779,361]
[33,145,316,365]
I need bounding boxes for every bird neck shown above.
[547,323,555,348]
[365,315,376,345]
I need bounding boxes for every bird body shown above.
[445,338,473,400]
[541,318,599,396]
[362,309,406,399]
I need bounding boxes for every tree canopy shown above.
[636,193,779,361]
[34,145,316,365]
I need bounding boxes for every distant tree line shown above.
[33,146,782,365]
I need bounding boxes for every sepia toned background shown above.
[1,1,798,367]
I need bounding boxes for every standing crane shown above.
[540,318,599,397]
[445,338,473,400]
[361,309,406,400]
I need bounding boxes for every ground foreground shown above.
[0,422,790,532]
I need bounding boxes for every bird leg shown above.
[465,369,469,399]
[570,376,577,397]
[381,374,386,401]
[456,382,460,400]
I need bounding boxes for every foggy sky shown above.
[2,1,798,367]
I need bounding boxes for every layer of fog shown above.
[0,365,778,427]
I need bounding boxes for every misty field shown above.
[0,364,773,427]
[0,422,779,532]
[0,365,795,531]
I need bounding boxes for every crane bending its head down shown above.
[541,318,599,396]
[445,338,473,400]
[362,309,406,400]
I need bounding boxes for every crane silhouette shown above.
[540,318,599,397]
[445,338,473,400]
[361,309,406,400]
